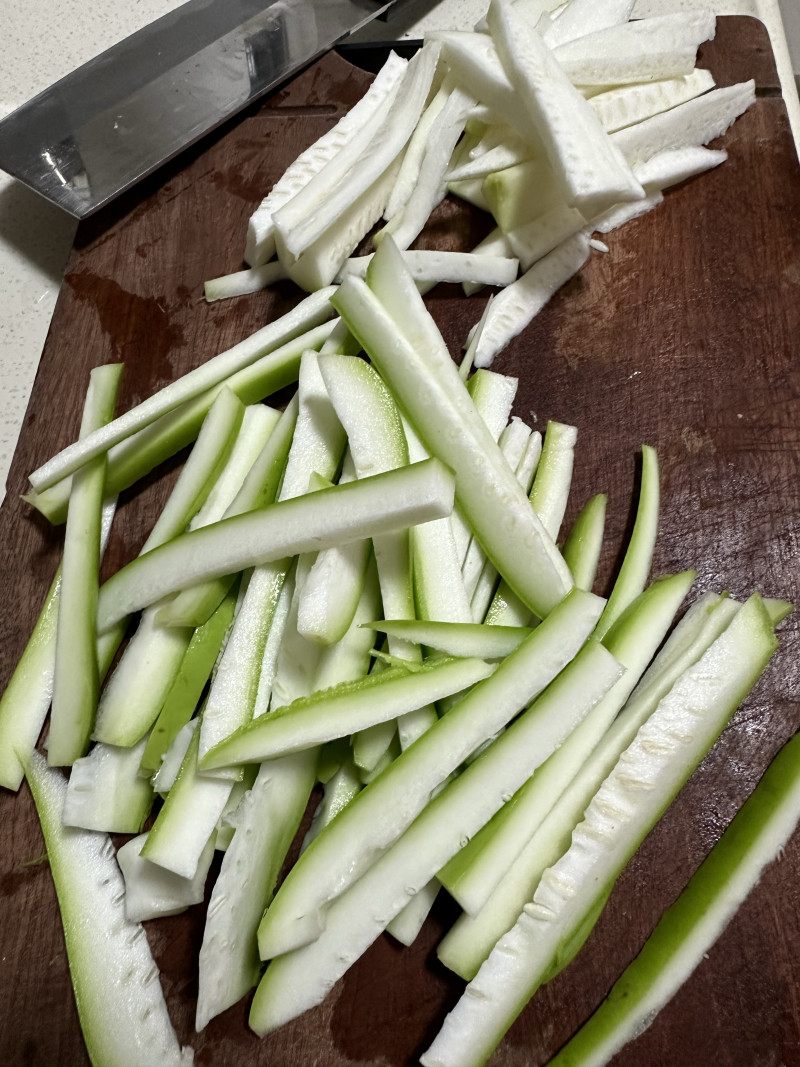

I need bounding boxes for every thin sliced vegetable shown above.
[49,364,123,767]
[95,459,455,632]
[24,752,191,1066]
[28,290,335,493]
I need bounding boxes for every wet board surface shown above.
[2,15,800,1067]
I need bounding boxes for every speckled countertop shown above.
[1,0,798,504]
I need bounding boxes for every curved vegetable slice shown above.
[24,751,192,1067]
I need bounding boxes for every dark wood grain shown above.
[2,17,800,1067]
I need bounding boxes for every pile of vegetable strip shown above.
[0,1,795,1066]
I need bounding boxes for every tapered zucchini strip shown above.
[24,752,191,1066]
[49,365,123,767]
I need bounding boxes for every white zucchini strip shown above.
[589,68,715,134]
[295,454,371,646]
[24,752,191,1067]
[552,12,716,87]
[249,639,623,1032]
[273,43,440,259]
[280,155,403,291]
[546,729,800,1067]
[151,720,197,795]
[436,592,742,981]
[157,395,298,628]
[386,878,441,946]
[140,388,245,553]
[530,420,577,540]
[25,322,332,526]
[378,83,476,252]
[487,0,644,218]
[472,230,592,369]
[542,0,633,48]
[141,718,234,879]
[204,260,287,302]
[594,444,659,639]
[49,364,123,767]
[245,51,408,266]
[93,405,278,748]
[95,458,455,632]
[612,80,755,167]
[337,249,519,288]
[28,288,336,493]
[439,571,695,917]
[195,750,317,1030]
[434,31,540,144]
[62,735,153,834]
[118,831,215,923]
[255,587,604,960]
[463,229,515,299]
[421,596,777,1067]
[335,255,572,620]
[562,493,607,591]
[202,657,494,768]
[384,78,452,221]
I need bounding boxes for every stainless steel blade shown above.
[0,0,397,219]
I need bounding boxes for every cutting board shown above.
[2,16,800,1067]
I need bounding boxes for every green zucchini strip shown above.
[95,458,455,632]
[28,288,336,493]
[546,726,800,1067]
[48,364,123,767]
[24,752,190,1066]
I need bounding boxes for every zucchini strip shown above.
[49,364,123,767]
[95,459,455,632]
[24,752,191,1066]
[28,290,336,493]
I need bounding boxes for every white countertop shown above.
[2,0,798,505]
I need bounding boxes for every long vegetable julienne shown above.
[94,459,455,632]
[24,751,192,1067]
[28,288,336,493]
[48,364,123,767]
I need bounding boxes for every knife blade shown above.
[0,0,399,219]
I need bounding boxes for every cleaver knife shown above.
[0,0,403,220]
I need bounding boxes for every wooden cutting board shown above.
[2,16,800,1067]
